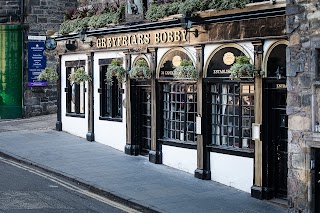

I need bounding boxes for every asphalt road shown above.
[0,157,138,213]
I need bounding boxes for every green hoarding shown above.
[0,25,23,119]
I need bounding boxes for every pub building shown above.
[54,1,288,201]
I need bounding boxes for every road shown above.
[0,157,140,213]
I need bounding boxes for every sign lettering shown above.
[212,69,230,74]
[276,84,287,89]
[96,30,187,49]
[27,41,47,86]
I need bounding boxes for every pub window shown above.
[161,82,197,143]
[100,65,123,121]
[209,82,254,150]
[66,67,85,116]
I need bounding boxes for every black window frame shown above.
[65,66,86,118]
[206,80,255,152]
[99,64,123,122]
[160,81,197,145]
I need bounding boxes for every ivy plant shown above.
[68,67,92,85]
[173,59,198,80]
[37,67,59,82]
[106,59,126,84]
[229,56,263,80]
[129,59,151,80]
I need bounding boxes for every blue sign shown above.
[28,41,47,86]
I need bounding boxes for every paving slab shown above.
[0,114,287,213]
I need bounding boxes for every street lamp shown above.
[79,28,95,47]
[180,15,199,38]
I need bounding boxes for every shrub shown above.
[146,1,182,21]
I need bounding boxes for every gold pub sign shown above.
[96,30,187,49]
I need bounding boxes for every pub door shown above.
[263,80,288,199]
[131,83,151,156]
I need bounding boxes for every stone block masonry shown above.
[287,0,320,212]
[22,0,77,117]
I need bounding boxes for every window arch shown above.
[263,40,288,78]
[157,47,195,79]
[204,43,251,78]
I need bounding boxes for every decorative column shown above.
[56,54,62,131]
[124,51,139,155]
[148,47,162,164]
[86,52,94,141]
[251,40,264,199]
[194,45,211,180]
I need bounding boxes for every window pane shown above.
[80,82,85,114]
[66,67,85,115]
[162,82,197,143]
[100,65,122,119]
[210,82,254,150]
[71,83,76,113]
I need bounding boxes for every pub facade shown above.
[54,0,288,205]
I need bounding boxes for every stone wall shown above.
[287,0,320,212]
[0,0,21,22]
[23,0,77,117]
[0,0,78,117]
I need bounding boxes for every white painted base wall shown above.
[210,152,253,193]
[62,116,88,138]
[162,145,197,174]
[94,119,126,152]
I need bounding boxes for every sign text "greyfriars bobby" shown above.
[96,30,187,48]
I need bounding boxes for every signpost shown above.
[27,41,46,86]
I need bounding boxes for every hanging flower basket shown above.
[229,56,264,80]
[37,67,59,82]
[106,59,126,84]
[173,59,198,80]
[68,67,92,85]
[129,59,151,80]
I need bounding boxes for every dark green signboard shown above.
[0,25,23,119]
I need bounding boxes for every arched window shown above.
[204,45,254,150]
[158,48,197,144]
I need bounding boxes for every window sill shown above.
[207,145,254,158]
[65,113,85,118]
[99,116,122,122]
[159,139,197,149]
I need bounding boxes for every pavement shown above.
[0,114,287,213]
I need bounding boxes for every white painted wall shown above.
[162,145,197,174]
[61,54,88,138]
[93,51,126,151]
[210,152,253,193]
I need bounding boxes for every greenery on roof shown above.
[146,0,250,21]
[59,1,125,34]
[59,0,250,34]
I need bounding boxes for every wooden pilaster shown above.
[194,45,211,180]
[86,52,95,141]
[251,40,264,199]
[56,54,62,131]
[148,47,162,164]
[124,51,139,155]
